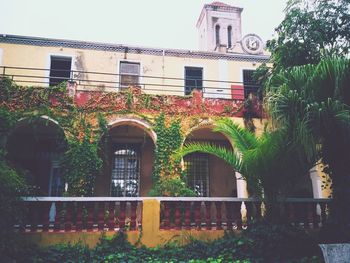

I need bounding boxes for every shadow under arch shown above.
[182,122,237,197]
[6,116,67,196]
[108,117,157,144]
[95,117,156,197]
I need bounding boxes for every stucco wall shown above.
[0,42,265,97]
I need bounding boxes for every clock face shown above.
[242,34,263,54]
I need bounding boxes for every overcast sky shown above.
[0,0,287,50]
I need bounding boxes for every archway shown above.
[183,126,237,197]
[95,119,155,197]
[6,117,67,196]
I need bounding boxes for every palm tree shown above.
[178,118,313,222]
[266,57,350,237]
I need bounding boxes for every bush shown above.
[14,227,323,263]
[0,158,32,261]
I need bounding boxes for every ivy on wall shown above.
[150,113,195,197]
[60,114,105,196]
[0,78,257,197]
[0,79,105,197]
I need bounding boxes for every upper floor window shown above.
[184,66,203,95]
[215,25,220,46]
[184,153,209,197]
[227,26,232,48]
[243,69,261,99]
[49,56,72,86]
[119,61,140,89]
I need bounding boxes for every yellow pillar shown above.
[141,199,160,247]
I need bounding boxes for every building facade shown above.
[0,2,328,199]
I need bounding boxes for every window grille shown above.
[111,145,140,197]
[119,61,140,88]
[184,153,209,197]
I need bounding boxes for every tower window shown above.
[228,26,232,48]
[49,56,72,87]
[215,25,220,46]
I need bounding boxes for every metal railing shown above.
[1,66,261,100]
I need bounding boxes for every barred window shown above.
[111,145,140,197]
[119,61,140,88]
[184,153,209,197]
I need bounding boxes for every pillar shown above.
[310,167,323,198]
[235,172,248,198]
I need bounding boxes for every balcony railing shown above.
[17,197,330,233]
[1,66,260,100]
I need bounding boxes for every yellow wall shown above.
[0,42,265,96]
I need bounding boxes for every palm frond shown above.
[176,142,243,173]
[213,118,258,152]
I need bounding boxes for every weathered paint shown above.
[21,199,228,248]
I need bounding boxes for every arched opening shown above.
[227,26,232,48]
[6,117,67,196]
[215,24,220,46]
[183,127,236,197]
[95,122,155,197]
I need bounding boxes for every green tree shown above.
[267,0,350,72]
[266,57,350,240]
[177,118,313,222]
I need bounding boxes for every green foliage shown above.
[61,117,103,196]
[178,118,314,221]
[266,57,350,237]
[0,158,31,261]
[126,90,134,110]
[16,227,322,263]
[267,0,350,71]
[151,113,195,196]
[149,176,196,197]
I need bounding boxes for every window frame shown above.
[184,66,204,96]
[227,25,232,48]
[110,144,141,197]
[242,69,260,99]
[118,60,141,89]
[46,53,75,88]
[184,153,210,197]
[215,24,221,46]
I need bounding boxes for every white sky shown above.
[0,0,286,50]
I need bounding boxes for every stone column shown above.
[310,167,323,198]
[235,172,248,198]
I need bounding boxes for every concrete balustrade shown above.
[18,197,331,248]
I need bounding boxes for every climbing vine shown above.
[0,78,260,197]
[150,113,195,197]
[60,114,104,196]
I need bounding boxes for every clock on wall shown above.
[242,34,263,55]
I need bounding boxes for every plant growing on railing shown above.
[150,113,195,196]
